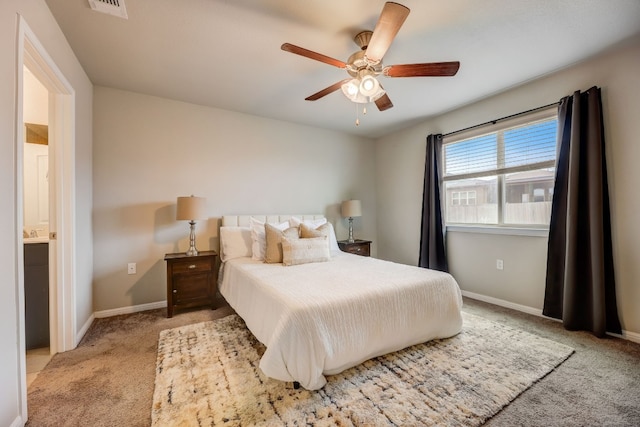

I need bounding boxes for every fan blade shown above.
[365,2,410,64]
[281,43,346,69]
[375,92,394,111]
[305,79,351,101]
[384,62,460,77]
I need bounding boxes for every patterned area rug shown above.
[151,312,573,426]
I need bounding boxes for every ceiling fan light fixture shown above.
[341,78,368,103]
[341,75,385,104]
[343,79,359,97]
[359,75,380,97]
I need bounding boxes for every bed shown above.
[218,214,463,390]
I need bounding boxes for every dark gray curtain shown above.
[543,86,621,337]
[419,134,448,272]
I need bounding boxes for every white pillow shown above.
[290,217,339,251]
[289,216,327,228]
[219,226,252,262]
[282,236,330,266]
[325,223,340,252]
[250,217,290,261]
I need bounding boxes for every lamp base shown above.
[185,220,198,256]
[347,217,355,243]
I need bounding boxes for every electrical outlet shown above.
[496,259,504,270]
[127,262,137,275]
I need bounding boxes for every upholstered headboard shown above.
[219,214,338,262]
[222,214,325,227]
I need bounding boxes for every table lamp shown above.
[341,199,362,243]
[176,195,206,256]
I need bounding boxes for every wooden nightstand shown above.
[338,239,372,257]
[164,250,218,318]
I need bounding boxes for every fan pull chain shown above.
[354,104,369,127]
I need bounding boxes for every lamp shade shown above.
[176,196,206,220]
[341,200,362,218]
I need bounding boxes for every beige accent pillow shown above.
[264,224,299,264]
[300,222,330,239]
[282,236,330,266]
[250,218,290,261]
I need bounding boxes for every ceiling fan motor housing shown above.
[347,32,382,78]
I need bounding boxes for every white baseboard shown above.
[461,290,640,344]
[461,290,543,317]
[76,313,95,346]
[94,300,167,319]
[10,415,24,427]
[607,329,640,344]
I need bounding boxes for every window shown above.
[443,107,558,227]
[452,191,476,206]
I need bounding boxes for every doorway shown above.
[16,15,77,421]
[23,66,52,386]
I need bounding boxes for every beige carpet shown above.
[151,312,574,426]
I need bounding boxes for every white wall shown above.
[92,87,377,312]
[375,35,640,338]
[23,67,48,124]
[0,0,93,425]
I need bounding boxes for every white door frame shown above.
[15,15,76,421]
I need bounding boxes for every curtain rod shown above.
[443,101,559,138]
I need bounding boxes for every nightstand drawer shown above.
[171,258,212,274]
[337,239,372,257]
[343,244,370,256]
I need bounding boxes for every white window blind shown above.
[444,118,557,180]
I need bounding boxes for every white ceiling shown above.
[45,0,640,139]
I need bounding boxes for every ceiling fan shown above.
[281,2,460,112]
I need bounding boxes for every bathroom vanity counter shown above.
[24,236,49,244]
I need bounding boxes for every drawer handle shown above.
[173,290,177,294]
[188,264,197,269]
[355,247,361,251]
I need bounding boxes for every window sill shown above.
[446,225,549,237]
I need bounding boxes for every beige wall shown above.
[92,87,376,312]
[375,35,640,338]
[0,0,93,425]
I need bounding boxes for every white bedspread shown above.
[219,251,463,390]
